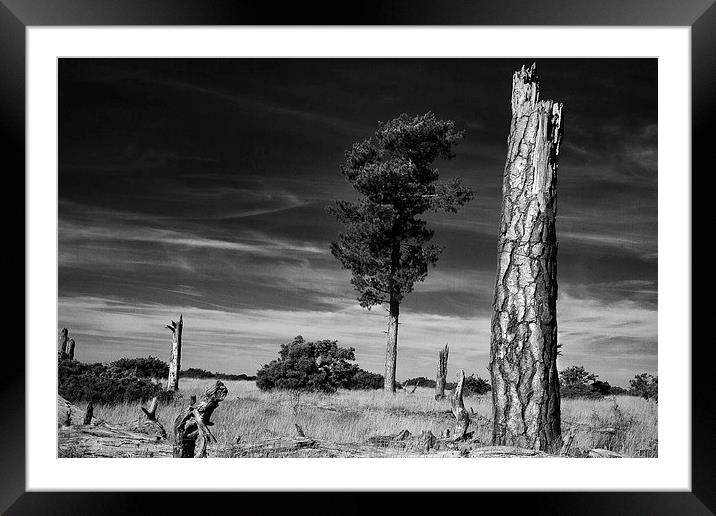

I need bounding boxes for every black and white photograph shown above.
[56,57,658,459]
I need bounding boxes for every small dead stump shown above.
[126,397,166,439]
[83,402,93,425]
[173,380,228,458]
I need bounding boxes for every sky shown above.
[58,58,657,387]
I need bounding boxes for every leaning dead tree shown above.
[166,315,183,391]
[450,369,471,440]
[489,63,564,453]
[173,380,228,458]
[435,344,449,399]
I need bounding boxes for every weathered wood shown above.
[166,314,183,391]
[560,427,576,456]
[489,63,564,453]
[450,370,471,440]
[127,397,166,439]
[141,397,159,421]
[173,380,228,458]
[59,429,559,458]
[67,338,76,360]
[58,395,97,426]
[58,425,170,458]
[435,344,449,399]
[83,401,93,425]
[58,328,68,358]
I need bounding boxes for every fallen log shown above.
[59,423,566,459]
[58,425,171,458]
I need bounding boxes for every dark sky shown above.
[58,58,657,386]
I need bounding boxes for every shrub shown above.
[629,373,658,401]
[463,374,491,396]
[559,365,604,399]
[402,374,490,395]
[58,358,171,404]
[256,335,384,392]
[110,356,169,379]
[607,385,629,395]
[257,336,358,393]
[181,367,256,381]
[404,377,436,389]
[591,380,612,396]
[350,369,384,390]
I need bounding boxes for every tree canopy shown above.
[329,112,474,309]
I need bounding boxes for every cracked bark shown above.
[489,64,563,453]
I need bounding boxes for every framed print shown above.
[5,0,712,513]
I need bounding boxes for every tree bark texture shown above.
[489,64,564,453]
[384,296,399,393]
[166,315,183,391]
[435,344,449,399]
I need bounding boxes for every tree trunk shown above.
[435,344,449,399]
[58,328,68,359]
[166,315,183,391]
[489,63,564,453]
[384,296,399,393]
[67,338,75,360]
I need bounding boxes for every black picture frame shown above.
[4,1,711,513]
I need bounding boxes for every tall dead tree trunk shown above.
[58,328,68,359]
[67,338,75,360]
[435,344,449,399]
[489,63,563,453]
[166,315,183,391]
[384,296,399,393]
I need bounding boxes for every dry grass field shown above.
[84,378,657,458]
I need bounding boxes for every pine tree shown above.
[329,112,474,392]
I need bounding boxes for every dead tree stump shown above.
[450,370,470,440]
[435,344,449,399]
[166,315,183,391]
[489,63,564,453]
[83,401,93,425]
[58,328,68,359]
[173,380,228,458]
[141,397,159,421]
